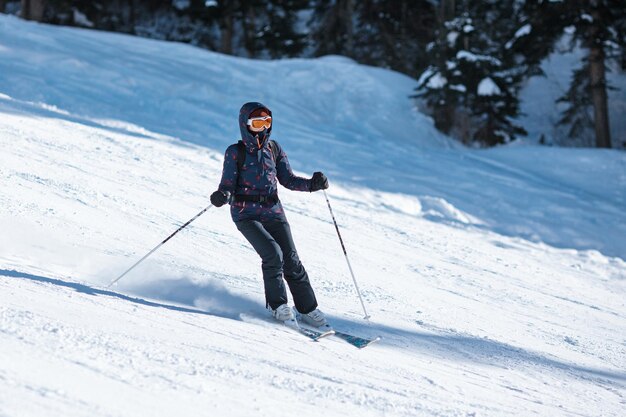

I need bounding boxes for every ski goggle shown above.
[247,116,272,130]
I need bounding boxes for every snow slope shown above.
[1,15,625,417]
[2,15,626,258]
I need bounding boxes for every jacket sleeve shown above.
[217,145,239,195]
[274,141,312,192]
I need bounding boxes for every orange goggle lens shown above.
[247,116,272,129]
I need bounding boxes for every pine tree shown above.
[525,0,625,148]
[563,0,625,148]
[557,64,595,146]
[308,0,355,58]
[353,0,436,78]
[240,0,309,58]
[308,1,436,78]
[415,0,530,146]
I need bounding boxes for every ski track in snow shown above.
[1,15,625,417]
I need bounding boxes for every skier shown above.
[210,102,329,327]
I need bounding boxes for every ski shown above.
[298,325,335,341]
[298,322,381,349]
[283,317,335,341]
[332,330,381,349]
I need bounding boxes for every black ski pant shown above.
[235,219,318,314]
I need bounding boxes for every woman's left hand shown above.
[310,172,329,191]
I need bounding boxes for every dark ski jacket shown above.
[218,102,312,222]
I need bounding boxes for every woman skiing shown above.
[210,102,329,327]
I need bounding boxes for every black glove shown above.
[310,172,329,192]
[210,190,230,207]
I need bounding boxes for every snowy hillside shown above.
[1,15,625,417]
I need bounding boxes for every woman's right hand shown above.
[210,190,230,207]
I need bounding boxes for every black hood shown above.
[239,101,272,153]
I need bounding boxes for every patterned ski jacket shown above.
[217,102,312,222]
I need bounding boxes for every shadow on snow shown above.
[4,268,625,388]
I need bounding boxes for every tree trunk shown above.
[342,0,354,56]
[0,0,7,14]
[242,4,256,58]
[318,3,339,55]
[128,0,136,30]
[21,0,46,21]
[588,10,612,148]
[433,0,456,135]
[220,1,234,55]
[221,17,233,54]
[434,101,455,134]
[440,0,455,21]
[21,0,29,19]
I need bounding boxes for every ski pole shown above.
[107,205,213,288]
[322,190,370,320]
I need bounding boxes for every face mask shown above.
[255,129,269,147]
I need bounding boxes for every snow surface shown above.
[514,24,532,39]
[477,77,502,96]
[1,15,625,417]
[505,24,532,49]
[456,50,502,66]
